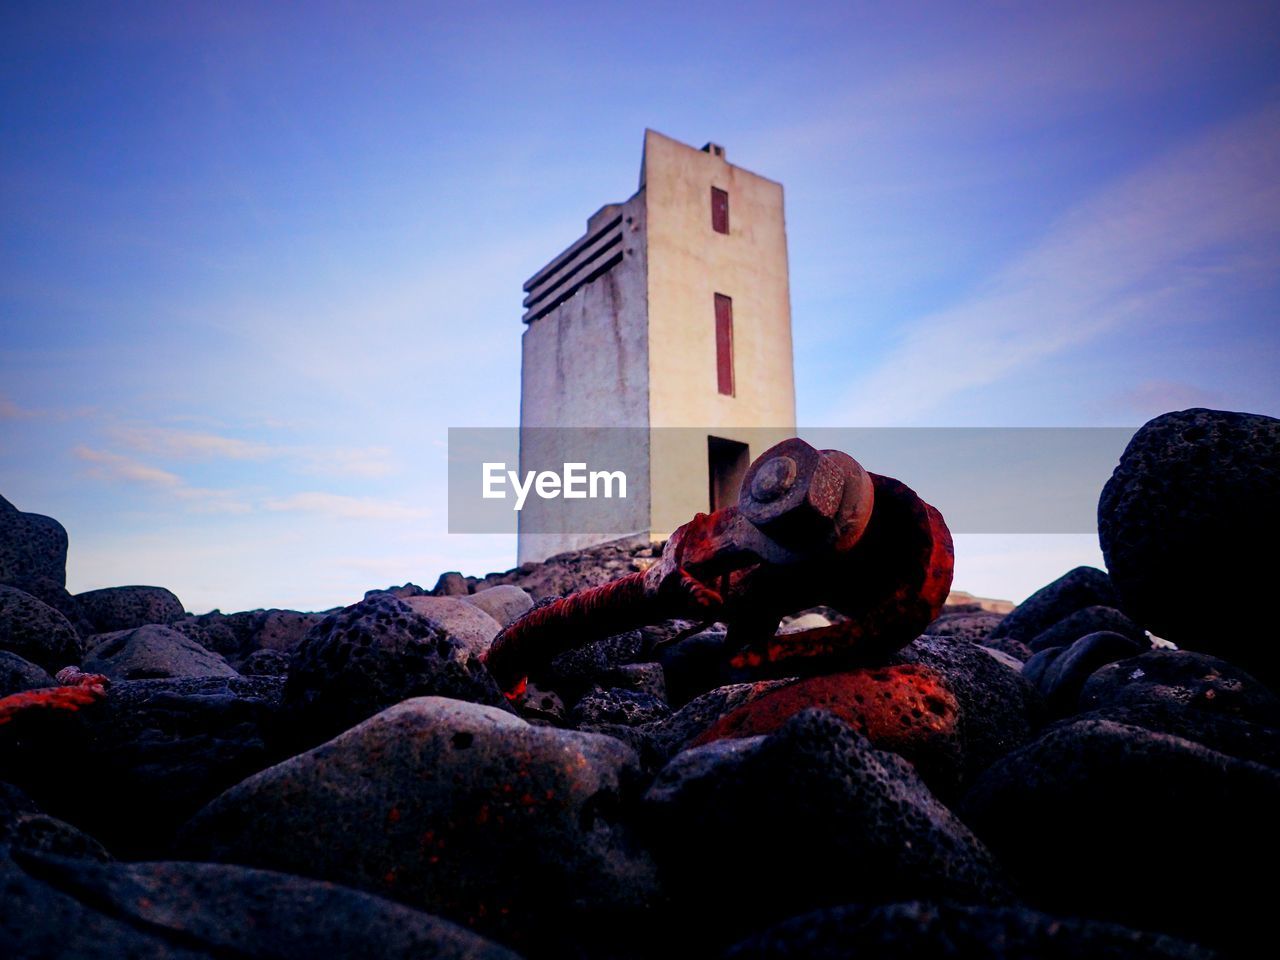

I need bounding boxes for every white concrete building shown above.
[518,130,796,564]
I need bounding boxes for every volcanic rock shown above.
[283,594,508,749]
[644,709,1009,950]
[1027,630,1150,716]
[0,494,68,587]
[962,716,1280,951]
[0,650,56,696]
[1027,605,1147,653]
[82,624,238,681]
[403,595,502,660]
[684,665,965,796]
[1098,408,1280,682]
[178,697,660,954]
[0,575,94,636]
[464,584,534,627]
[0,583,84,673]
[722,900,1219,960]
[924,610,1005,644]
[6,676,285,858]
[573,687,671,728]
[3,849,521,960]
[1078,649,1280,725]
[988,567,1118,645]
[895,634,1039,788]
[239,648,289,677]
[75,585,186,633]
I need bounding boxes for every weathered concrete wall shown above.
[642,130,797,537]
[517,190,651,564]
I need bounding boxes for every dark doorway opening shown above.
[708,436,750,512]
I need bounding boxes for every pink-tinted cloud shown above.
[263,491,429,521]
[835,101,1280,425]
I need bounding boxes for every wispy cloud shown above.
[1106,379,1227,419]
[73,442,420,519]
[263,492,430,521]
[297,446,396,479]
[1,396,38,421]
[74,445,185,486]
[833,102,1280,425]
[108,423,397,478]
[1,395,95,422]
[110,424,273,459]
[73,445,252,513]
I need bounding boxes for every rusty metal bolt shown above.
[739,438,873,550]
[750,454,798,503]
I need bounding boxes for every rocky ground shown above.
[1,407,1277,959]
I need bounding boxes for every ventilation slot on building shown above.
[708,436,750,513]
[522,214,625,324]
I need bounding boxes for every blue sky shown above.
[2,1,1277,613]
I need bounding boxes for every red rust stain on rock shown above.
[0,684,106,726]
[691,665,960,776]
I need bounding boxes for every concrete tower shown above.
[518,130,796,564]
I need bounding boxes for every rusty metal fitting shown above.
[738,438,874,551]
[487,439,873,696]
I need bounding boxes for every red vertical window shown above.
[711,186,729,234]
[714,293,734,396]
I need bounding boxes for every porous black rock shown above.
[895,634,1040,786]
[0,583,84,673]
[4,849,522,960]
[238,648,289,677]
[542,625,650,696]
[0,574,94,636]
[173,608,325,661]
[961,717,1280,951]
[1066,701,1280,770]
[573,687,671,728]
[402,595,502,660]
[1078,648,1280,726]
[463,584,534,628]
[646,678,795,758]
[606,660,668,700]
[1031,630,1150,716]
[179,697,659,955]
[643,709,1009,951]
[75,585,186,633]
[980,635,1032,662]
[8,676,286,858]
[171,611,246,658]
[988,566,1118,645]
[0,783,111,862]
[432,571,470,595]
[657,623,750,706]
[722,900,1219,960]
[1098,408,1280,681]
[1027,605,1147,653]
[923,611,1005,645]
[82,624,238,680]
[283,595,508,749]
[0,493,68,587]
[0,649,56,695]
[0,849,207,959]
